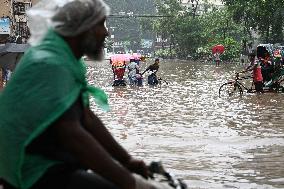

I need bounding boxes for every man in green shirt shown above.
[0,0,171,189]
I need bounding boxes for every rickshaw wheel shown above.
[278,79,284,92]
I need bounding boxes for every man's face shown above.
[79,18,108,61]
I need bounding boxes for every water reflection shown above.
[87,60,284,189]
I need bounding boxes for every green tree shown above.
[131,0,252,61]
[104,0,156,52]
[153,0,244,60]
[153,0,207,58]
[198,8,244,60]
[223,0,284,44]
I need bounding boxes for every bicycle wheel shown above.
[219,82,243,97]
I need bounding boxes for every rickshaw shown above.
[110,54,127,86]
[219,44,284,97]
[276,45,284,64]
[110,53,145,87]
[253,43,284,89]
[256,44,275,84]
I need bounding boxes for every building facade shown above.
[0,0,39,44]
[179,0,224,16]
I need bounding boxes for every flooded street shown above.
[87,60,284,189]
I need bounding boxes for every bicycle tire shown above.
[219,82,243,97]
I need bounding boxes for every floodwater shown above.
[86,60,284,189]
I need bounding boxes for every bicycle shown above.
[158,77,169,85]
[0,162,187,189]
[219,72,284,97]
[269,74,284,92]
[218,73,253,97]
[147,74,169,86]
[149,161,187,189]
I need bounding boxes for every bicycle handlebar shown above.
[148,161,187,189]
[234,72,252,80]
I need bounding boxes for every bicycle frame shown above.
[231,73,253,92]
[220,69,284,97]
[219,73,253,97]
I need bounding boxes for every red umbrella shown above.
[212,44,225,54]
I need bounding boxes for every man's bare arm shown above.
[51,104,135,189]
[82,108,131,164]
[82,108,149,178]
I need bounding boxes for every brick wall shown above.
[0,0,39,18]
[0,0,39,43]
[0,0,11,18]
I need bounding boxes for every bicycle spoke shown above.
[219,82,243,98]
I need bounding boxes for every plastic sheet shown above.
[27,0,110,45]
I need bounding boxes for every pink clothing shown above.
[214,52,220,61]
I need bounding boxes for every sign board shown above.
[141,39,153,48]
[0,18,10,35]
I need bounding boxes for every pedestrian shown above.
[128,58,140,85]
[240,53,246,65]
[214,50,221,66]
[0,0,171,189]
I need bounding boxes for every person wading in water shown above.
[142,58,160,85]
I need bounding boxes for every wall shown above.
[0,0,39,43]
[1,0,39,17]
[0,0,12,18]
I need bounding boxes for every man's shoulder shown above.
[21,45,69,67]
[14,51,72,78]
[150,63,159,68]
[31,45,65,59]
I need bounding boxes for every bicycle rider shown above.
[142,58,160,85]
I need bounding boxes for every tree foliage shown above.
[104,0,284,60]
[223,0,284,43]
[104,0,156,52]
[152,0,245,60]
[198,8,244,60]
